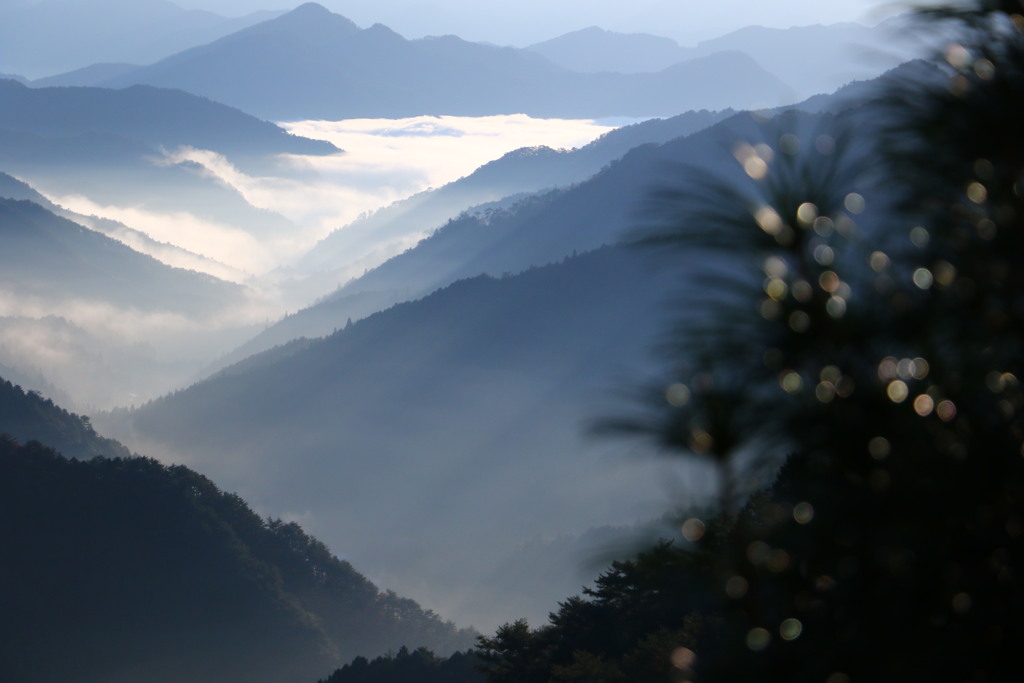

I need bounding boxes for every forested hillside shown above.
[0,380,475,682]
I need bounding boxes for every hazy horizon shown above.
[168,0,898,45]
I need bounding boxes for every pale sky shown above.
[175,0,902,45]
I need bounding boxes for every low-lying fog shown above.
[55,115,616,279]
[7,115,618,409]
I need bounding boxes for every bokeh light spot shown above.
[945,42,971,69]
[974,58,995,80]
[967,181,988,203]
[813,216,835,236]
[794,502,815,524]
[797,202,819,227]
[887,380,909,403]
[869,436,891,460]
[870,251,890,272]
[792,280,813,302]
[681,518,706,542]
[779,133,801,156]
[910,226,930,247]
[914,394,935,416]
[666,383,691,407]
[826,296,847,318]
[952,593,972,614]
[913,268,934,289]
[789,311,811,333]
[780,618,803,641]
[755,206,784,235]
[746,628,771,651]
[780,371,803,393]
[766,278,788,300]
[726,575,749,599]
[844,193,866,214]
[671,647,696,670]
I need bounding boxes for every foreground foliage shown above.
[318,646,484,683]
[478,2,1024,681]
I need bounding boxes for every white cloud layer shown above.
[48,115,615,281]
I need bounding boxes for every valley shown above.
[4,2,998,682]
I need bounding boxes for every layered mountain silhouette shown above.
[234,107,734,360]
[254,63,901,361]
[528,26,696,74]
[0,78,336,159]
[0,0,282,79]
[0,78,328,284]
[0,378,474,683]
[0,196,260,407]
[0,171,247,282]
[109,55,900,624]
[0,376,133,460]
[0,198,245,314]
[49,3,797,120]
[528,19,923,100]
[115,245,682,630]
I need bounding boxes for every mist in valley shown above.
[1,2,987,681]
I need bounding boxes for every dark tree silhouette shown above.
[479,2,1024,681]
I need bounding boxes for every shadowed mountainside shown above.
[0,78,337,159]
[55,3,797,120]
[0,378,475,683]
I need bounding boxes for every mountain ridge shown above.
[47,3,797,120]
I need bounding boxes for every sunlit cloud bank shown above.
[50,193,277,276]
[44,115,616,285]
[282,114,615,190]
[182,113,616,242]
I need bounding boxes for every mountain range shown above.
[0,77,336,160]
[0,0,925,650]
[39,2,798,120]
[527,19,925,100]
[0,0,282,79]
[0,193,262,408]
[112,244,685,630]
[98,57,899,628]
[0,377,475,683]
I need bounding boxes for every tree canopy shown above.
[477,2,1024,681]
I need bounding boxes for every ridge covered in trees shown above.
[0,376,475,683]
[472,2,1024,681]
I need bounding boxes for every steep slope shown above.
[0,377,132,459]
[0,171,245,282]
[0,378,475,682]
[266,67,894,359]
[0,78,336,159]
[0,198,260,407]
[235,108,732,360]
[115,246,688,630]
[0,199,244,314]
[112,76,898,628]
[79,3,796,120]
[0,79,325,278]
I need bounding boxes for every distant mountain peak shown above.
[290,2,332,16]
[261,1,359,35]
